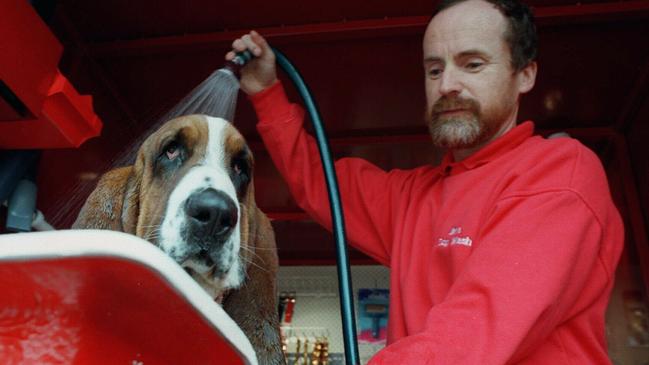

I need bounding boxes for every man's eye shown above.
[428,68,443,79]
[466,61,485,71]
[165,143,180,161]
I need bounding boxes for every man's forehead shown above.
[425,0,507,50]
[432,0,506,26]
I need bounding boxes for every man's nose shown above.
[439,67,462,96]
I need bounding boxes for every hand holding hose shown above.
[226,31,278,95]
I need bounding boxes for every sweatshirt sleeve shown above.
[251,81,398,265]
[368,190,608,364]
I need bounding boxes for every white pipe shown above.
[32,210,55,231]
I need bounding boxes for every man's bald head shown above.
[433,0,537,71]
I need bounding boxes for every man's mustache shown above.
[431,96,481,117]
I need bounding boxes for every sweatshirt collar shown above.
[438,121,534,175]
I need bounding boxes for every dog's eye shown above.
[230,154,251,198]
[231,155,248,176]
[165,142,180,161]
[231,159,249,179]
[155,138,185,176]
[233,162,242,175]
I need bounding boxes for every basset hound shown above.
[73,115,285,365]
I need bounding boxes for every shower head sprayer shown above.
[221,50,254,78]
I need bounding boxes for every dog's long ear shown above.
[73,166,140,234]
[223,206,284,365]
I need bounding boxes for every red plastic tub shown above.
[0,230,257,365]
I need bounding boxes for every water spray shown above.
[231,48,361,365]
[48,53,252,228]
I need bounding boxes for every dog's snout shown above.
[185,188,238,237]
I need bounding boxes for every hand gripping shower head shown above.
[220,50,254,79]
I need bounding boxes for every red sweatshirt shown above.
[252,81,624,364]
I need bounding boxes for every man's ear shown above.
[517,61,537,94]
[73,166,140,234]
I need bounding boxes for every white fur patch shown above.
[158,116,243,292]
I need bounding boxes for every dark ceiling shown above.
[34,0,649,263]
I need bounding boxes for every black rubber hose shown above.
[273,47,360,365]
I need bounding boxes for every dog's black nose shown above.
[184,188,238,238]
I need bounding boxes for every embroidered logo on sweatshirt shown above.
[437,226,473,248]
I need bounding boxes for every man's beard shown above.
[426,95,498,149]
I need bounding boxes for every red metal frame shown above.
[614,134,649,298]
[615,61,649,132]
[0,0,102,149]
[89,1,649,57]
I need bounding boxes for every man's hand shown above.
[226,30,278,95]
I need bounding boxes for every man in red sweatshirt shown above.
[227,0,624,363]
